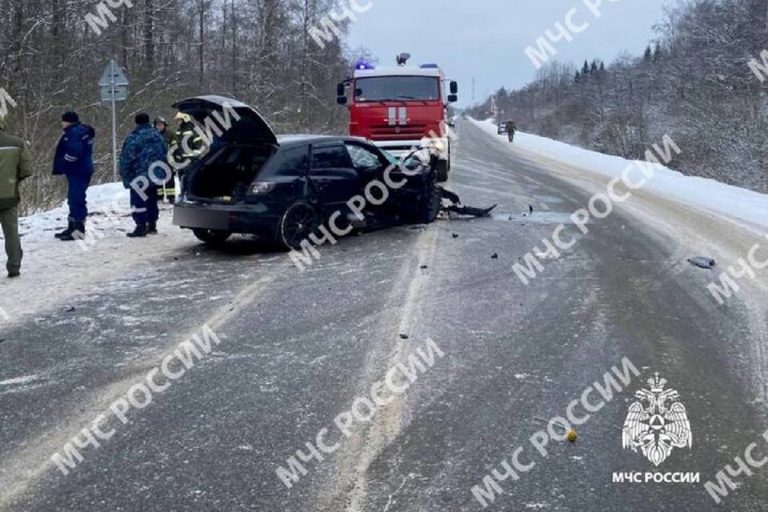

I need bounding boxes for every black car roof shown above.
[277,134,368,147]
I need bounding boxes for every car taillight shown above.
[249,182,277,196]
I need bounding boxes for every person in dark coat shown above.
[120,113,167,238]
[154,117,178,203]
[53,111,95,241]
[505,120,517,142]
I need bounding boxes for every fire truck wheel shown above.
[436,159,450,182]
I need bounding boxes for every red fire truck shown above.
[336,55,458,182]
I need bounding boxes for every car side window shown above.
[311,144,353,172]
[346,144,384,170]
[269,146,308,177]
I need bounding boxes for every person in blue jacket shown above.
[53,111,95,241]
[120,113,167,238]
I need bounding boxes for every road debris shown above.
[688,257,717,269]
[439,187,497,218]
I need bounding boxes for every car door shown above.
[345,141,390,186]
[309,142,362,214]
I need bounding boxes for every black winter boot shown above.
[55,221,74,239]
[147,221,158,234]
[59,221,85,241]
[127,224,149,238]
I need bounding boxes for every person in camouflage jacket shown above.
[119,113,167,238]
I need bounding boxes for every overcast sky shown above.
[347,0,671,107]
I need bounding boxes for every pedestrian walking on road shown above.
[0,115,34,278]
[154,117,177,203]
[53,111,95,241]
[120,113,167,238]
[506,120,517,142]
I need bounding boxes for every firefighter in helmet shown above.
[172,112,205,195]
[154,116,177,203]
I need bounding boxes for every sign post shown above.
[98,59,129,182]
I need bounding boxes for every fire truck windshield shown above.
[354,76,440,102]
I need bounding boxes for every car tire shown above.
[436,159,450,182]
[192,228,231,245]
[279,202,321,250]
[413,174,441,225]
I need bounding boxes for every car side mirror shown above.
[447,94,458,103]
[450,81,458,94]
[336,82,347,105]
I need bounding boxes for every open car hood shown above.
[172,95,278,145]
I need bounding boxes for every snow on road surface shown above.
[474,118,768,229]
[470,118,768,345]
[471,119,768,281]
[0,183,193,324]
[5,124,768,325]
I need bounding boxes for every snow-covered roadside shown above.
[0,183,194,324]
[473,118,768,229]
[469,117,768,304]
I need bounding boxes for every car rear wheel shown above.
[192,228,231,245]
[280,202,321,250]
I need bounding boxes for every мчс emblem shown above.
[622,373,692,466]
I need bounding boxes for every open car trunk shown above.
[173,95,279,203]
[188,144,275,203]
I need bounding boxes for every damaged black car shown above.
[172,96,442,249]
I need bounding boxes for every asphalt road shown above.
[1,120,767,511]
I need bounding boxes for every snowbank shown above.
[0,182,187,325]
[19,182,129,241]
[473,118,768,229]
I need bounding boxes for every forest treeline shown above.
[0,0,352,212]
[470,0,768,194]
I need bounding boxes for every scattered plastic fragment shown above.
[688,257,716,269]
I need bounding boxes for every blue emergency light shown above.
[355,59,375,70]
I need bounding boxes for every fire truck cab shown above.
[337,57,458,182]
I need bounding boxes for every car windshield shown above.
[354,76,440,102]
